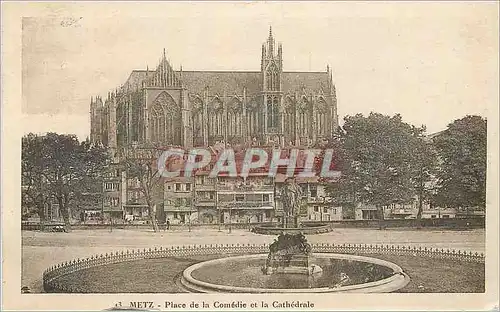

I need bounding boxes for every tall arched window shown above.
[316,98,328,136]
[267,96,279,129]
[283,97,295,141]
[208,97,223,137]
[266,63,279,91]
[227,98,242,136]
[150,92,181,145]
[191,97,203,139]
[298,97,311,137]
[246,97,261,137]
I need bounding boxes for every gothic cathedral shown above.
[90,28,339,149]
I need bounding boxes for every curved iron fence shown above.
[42,243,485,293]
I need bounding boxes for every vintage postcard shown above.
[2,1,499,311]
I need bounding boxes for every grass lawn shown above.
[51,253,484,293]
[360,253,485,293]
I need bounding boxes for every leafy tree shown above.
[432,115,487,212]
[327,113,426,226]
[21,133,109,230]
[22,134,50,229]
[120,146,169,232]
[411,134,439,224]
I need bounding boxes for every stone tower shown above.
[261,27,283,145]
[90,96,103,144]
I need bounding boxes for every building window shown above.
[235,194,244,202]
[263,194,270,202]
[265,211,271,218]
[332,208,337,215]
[209,193,214,200]
[300,185,308,197]
[266,96,279,128]
[310,186,317,198]
[314,206,319,212]
[104,182,118,191]
[443,215,450,218]
[431,215,437,219]
[174,212,178,219]
[175,183,181,191]
[150,92,181,145]
[186,183,191,192]
[323,207,328,213]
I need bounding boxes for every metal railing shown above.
[42,243,484,293]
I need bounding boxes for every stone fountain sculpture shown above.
[261,178,322,275]
[262,232,323,275]
[280,177,303,229]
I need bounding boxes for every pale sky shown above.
[21,2,498,140]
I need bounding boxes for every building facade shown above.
[91,29,339,224]
[90,28,338,149]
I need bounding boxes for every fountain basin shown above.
[181,253,410,293]
[251,223,334,235]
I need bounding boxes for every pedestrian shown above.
[166,219,170,230]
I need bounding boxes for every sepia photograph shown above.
[2,1,498,311]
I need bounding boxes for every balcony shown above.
[218,200,273,209]
[195,184,216,191]
[164,206,197,212]
[390,208,415,216]
[216,184,274,192]
[195,198,216,206]
[103,206,123,212]
[307,197,327,203]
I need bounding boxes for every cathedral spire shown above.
[267,26,274,56]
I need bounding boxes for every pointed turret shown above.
[147,49,181,88]
[267,26,274,56]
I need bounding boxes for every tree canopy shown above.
[432,115,487,210]
[327,113,487,221]
[327,113,431,220]
[22,133,109,229]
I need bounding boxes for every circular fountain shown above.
[180,234,409,293]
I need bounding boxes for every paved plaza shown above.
[22,228,485,293]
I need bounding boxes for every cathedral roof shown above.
[123,70,149,89]
[181,71,262,96]
[281,72,330,95]
[123,70,330,96]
